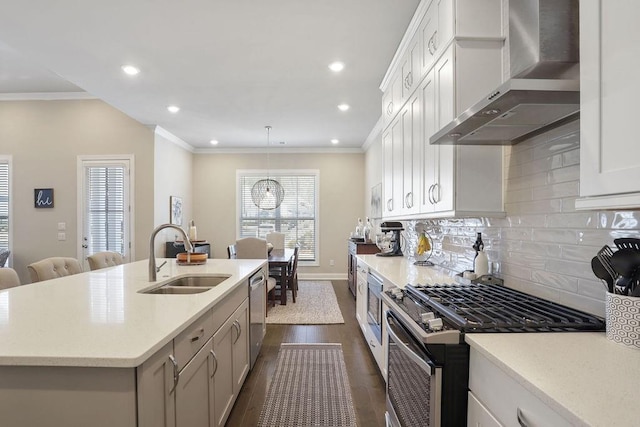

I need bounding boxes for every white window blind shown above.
[0,162,8,251]
[238,171,318,262]
[86,166,126,255]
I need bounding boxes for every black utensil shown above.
[614,238,640,251]
[591,256,614,293]
[611,249,640,277]
[597,245,618,284]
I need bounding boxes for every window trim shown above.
[236,169,320,267]
[0,155,12,267]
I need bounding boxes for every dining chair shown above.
[265,232,285,250]
[0,249,10,268]
[0,267,20,290]
[272,246,299,303]
[27,257,83,283]
[227,244,237,259]
[235,238,278,312]
[87,251,124,271]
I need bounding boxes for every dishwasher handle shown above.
[250,272,265,290]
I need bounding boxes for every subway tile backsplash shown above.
[406,120,639,317]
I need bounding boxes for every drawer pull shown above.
[190,327,205,342]
[517,408,530,427]
[369,339,376,348]
[233,320,242,344]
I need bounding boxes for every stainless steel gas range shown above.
[381,281,606,427]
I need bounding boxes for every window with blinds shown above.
[238,171,318,262]
[86,166,126,255]
[0,161,9,252]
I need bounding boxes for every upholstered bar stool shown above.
[87,251,124,271]
[27,257,83,283]
[0,268,20,290]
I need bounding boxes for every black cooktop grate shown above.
[406,283,606,333]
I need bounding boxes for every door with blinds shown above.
[79,157,132,269]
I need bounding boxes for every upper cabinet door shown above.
[577,0,640,209]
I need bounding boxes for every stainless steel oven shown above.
[367,272,383,344]
[385,309,442,427]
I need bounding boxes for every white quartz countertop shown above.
[357,254,458,288]
[0,258,265,368]
[466,333,640,427]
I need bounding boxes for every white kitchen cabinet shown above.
[175,337,216,427]
[213,298,249,427]
[576,1,640,210]
[355,260,368,328]
[382,116,404,217]
[467,392,503,427]
[138,341,177,427]
[402,93,423,216]
[401,37,422,101]
[418,42,504,218]
[382,73,403,128]
[468,348,572,427]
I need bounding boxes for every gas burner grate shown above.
[406,283,605,333]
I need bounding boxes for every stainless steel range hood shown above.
[431,0,580,146]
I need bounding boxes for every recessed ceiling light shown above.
[167,105,180,113]
[210,139,219,145]
[337,104,350,112]
[331,139,339,144]
[328,61,345,72]
[121,65,140,76]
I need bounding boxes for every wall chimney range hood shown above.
[431,0,580,146]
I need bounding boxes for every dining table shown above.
[268,248,294,305]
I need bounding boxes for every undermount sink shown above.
[140,274,232,295]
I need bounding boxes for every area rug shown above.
[266,281,345,324]
[257,343,357,427]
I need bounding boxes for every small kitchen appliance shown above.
[382,280,605,426]
[375,222,403,257]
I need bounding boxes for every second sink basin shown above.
[140,274,232,295]
[167,275,231,287]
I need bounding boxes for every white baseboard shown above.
[298,273,347,281]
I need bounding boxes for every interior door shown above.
[79,157,132,269]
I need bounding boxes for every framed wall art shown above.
[170,196,183,225]
[34,188,54,208]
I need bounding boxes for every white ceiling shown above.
[0,1,420,150]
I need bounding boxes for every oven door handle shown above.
[385,310,436,376]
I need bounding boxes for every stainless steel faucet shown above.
[149,223,194,281]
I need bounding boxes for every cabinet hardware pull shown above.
[369,339,376,348]
[428,184,435,204]
[233,320,242,344]
[432,183,440,203]
[516,408,530,427]
[387,199,393,211]
[209,350,218,378]
[432,30,438,52]
[190,327,205,342]
[168,354,179,393]
[387,102,393,115]
[407,71,412,87]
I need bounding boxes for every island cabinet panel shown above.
[138,340,177,427]
[0,365,137,427]
[175,337,216,427]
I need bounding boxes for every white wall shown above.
[365,120,639,317]
[192,152,365,278]
[152,129,194,257]
[0,99,155,283]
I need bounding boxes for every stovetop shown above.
[385,282,605,341]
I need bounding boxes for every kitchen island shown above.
[0,258,266,427]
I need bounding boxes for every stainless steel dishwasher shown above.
[248,269,266,369]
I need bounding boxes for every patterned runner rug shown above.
[257,344,357,427]
[266,281,344,324]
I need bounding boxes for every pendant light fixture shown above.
[251,126,284,210]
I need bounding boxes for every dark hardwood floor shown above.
[226,280,387,426]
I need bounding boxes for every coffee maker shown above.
[375,221,404,257]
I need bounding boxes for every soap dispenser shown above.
[473,232,489,276]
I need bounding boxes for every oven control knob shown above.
[420,312,435,324]
[391,288,403,298]
[427,318,444,331]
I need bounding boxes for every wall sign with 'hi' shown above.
[34,188,54,208]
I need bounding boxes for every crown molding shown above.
[151,126,195,153]
[194,146,364,155]
[0,92,97,101]
[362,115,384,152]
